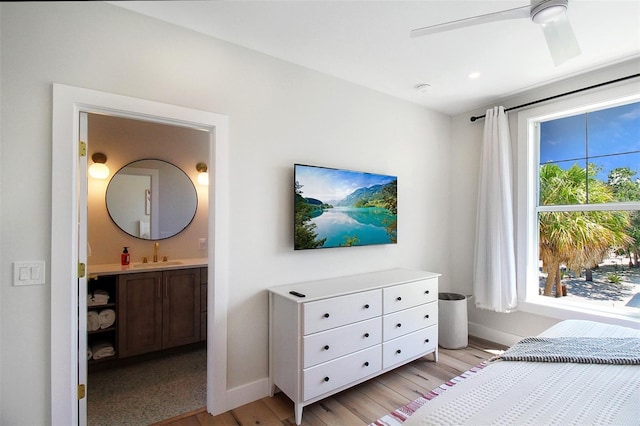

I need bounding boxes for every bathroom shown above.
[86,112,210,424]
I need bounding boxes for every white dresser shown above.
[268,268,440,425]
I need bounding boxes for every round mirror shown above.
[106,159,197,240]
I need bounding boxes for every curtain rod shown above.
[469,73,640,122]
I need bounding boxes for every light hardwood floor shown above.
[154,337,507,426]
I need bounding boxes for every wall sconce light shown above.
[196,162,209,186]
[88,153,110,179]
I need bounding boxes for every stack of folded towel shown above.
[87,308,116,332]
[89,341,116,360]
[88,289,110,306]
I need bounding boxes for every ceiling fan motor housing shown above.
[531,0,569,25]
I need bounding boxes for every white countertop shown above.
[88,257,208,276]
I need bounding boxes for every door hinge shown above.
[78,263,86,278]
[78,384,86,400]
[79,141,87,157]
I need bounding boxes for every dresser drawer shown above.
[383,278,437,314]
[303,317,382,368]
[382,325,437,369]
[303,345,382,401]
[303,289,382,335]
[383,302,437,341]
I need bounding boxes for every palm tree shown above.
[608,167,640,267]
[538,164,631,297]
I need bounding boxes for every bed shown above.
[403,319,640,426]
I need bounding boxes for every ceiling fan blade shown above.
[540,13,581,66]
[410,6,529,38]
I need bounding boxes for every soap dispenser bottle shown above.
[121,247,130,266]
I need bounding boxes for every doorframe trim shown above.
[51,83,229,424]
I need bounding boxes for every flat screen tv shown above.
[294,163,397,250]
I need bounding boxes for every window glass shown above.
[532,98,640,319]
[539,101,640,205]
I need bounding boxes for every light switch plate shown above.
[13,261,46,286]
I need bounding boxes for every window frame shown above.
[516,80,640,328]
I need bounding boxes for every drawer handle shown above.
[364,304,370,309]
[323,345,330,351]
[364,361,370,367]
[323,313,330,318]
[424,314,430,319]
[323,377,330,382]
[396,323,402,328]
[396,296,402,301]
[396,349,402,354]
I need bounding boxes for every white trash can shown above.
[438,293,468,349]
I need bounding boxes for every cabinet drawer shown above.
[303,345,381,401]
[303,289,382,335]
[383,278,437,314]
[303,317,381,368]
[383,302,437,341]
[382,325,437,369]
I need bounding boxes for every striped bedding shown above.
[493,336,640,365]
[403,320,640,426]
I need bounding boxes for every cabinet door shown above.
[118,272,163,358]
[163,269,201,348]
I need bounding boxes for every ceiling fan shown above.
[410,0,581,66]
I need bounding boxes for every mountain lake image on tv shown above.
[294,164,397,250]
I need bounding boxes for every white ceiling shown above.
[111,1,640,116]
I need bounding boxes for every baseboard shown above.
[225,378,270,411]
[468,322,522,347]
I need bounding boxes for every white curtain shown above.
[473,106,517,312]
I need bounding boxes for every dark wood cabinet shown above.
[118,271,163,357]
[162,269,201,349]
[117,268,204,358]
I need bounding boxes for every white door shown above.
[78,112,89,425]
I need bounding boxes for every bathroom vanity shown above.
[87,259,208,363]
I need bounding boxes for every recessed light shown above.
[468,72,481,80]
[415,84,432,94]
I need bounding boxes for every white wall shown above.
[0,3,450,423]
[449,58,640,345]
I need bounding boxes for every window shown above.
[517,83,640,326]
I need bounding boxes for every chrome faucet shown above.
[153,242,159,263]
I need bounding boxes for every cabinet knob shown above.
[323,377,330,382]
[396,323,402,328]
[323,313,330,318]
[364,304,370,309]
[425,339,430,343]
[364,333,370,338]
[396,296,402,301]
[364,361,370,367]
[425,290,430,294]
[323,345,330,351]
[424,314,430,319]
[396,349,402,354]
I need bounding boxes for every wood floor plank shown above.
[374,369,430,400]
[281,408,325,426]
[262,392,297,421]
[395,362,455,391]
[307,397,367,425]
[231,400,283,426]
[200,411,239,426]
[351,380,409,413]
[334,387,391,423]
[159,338,505,426]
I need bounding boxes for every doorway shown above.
[85,112,209,423]
[51,84,229,425]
